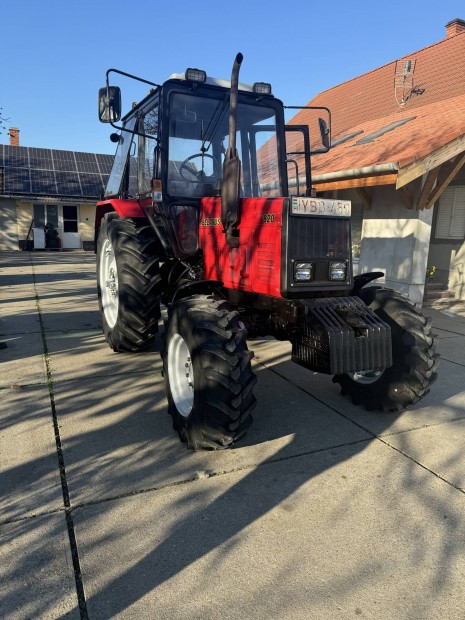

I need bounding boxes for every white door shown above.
[33,204,59,249]
[60,205,81,249]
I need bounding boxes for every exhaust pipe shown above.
[221,52,243,248]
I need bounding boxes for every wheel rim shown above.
[349,369,385,385]
[100,238,119,328]
[167,333,194,417]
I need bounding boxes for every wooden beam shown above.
[355,188,371,210]
[416,168,439,210]
[398,186,414,209]
[424,152,465,209]
[313,173,397,192]
[396,134,465,188]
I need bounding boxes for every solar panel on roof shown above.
[31,169,57,194]
[52,150,77,172]
[56,171,82,196]
[3,145,29,168]
[75,152,99,174]
[4,167,31,193]
[0,145,112,199]
[80,173,105,197]
[28,147,53,170]
[96,154,113,175]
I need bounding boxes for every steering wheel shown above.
[179,153,220,183]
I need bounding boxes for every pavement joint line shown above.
[45,367,161,387]
[0,381,48,390]
[437,356,465,368]
[1,435,373,525]
[368,413,465,438]
[257,356,465,433]
[30,257,89,620]
[0,328,100,336]
[0,506,66,527]
[436,334,464,340]
[376,437,465,495]
[61,436,375,514]
[432,327,465,337]
[257,358,380,439]
[258,358,465,496]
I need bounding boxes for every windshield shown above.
[105,116,137,198]
[167,92,281,198]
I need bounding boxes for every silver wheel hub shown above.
[167,333,194,417]
[349,369,384,385]
[100,239,119,328]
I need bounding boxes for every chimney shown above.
[445,18,465,38]
[9,127,20,147]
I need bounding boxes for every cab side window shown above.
[137,103,159,196]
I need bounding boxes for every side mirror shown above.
[318,117,331,150]
[98,86,122,123]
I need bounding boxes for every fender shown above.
[94,199,147,252]
[95,199,146,232]
[352,271,384,295]
[171,280,224,305]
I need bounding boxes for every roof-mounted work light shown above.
[185,68,207,83]
[253,82,272,95]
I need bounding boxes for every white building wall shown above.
[357,185,433,304]
[449,242,465,300]
[0,198,20,250]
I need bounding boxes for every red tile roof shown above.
[291,26,465,179]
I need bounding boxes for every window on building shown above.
[33,204,58,228]
[33,204,45,227]
[63,205,79,233]
[436,186,465,239]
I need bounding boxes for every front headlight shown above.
[294,262,313,282]
[329,261,347,281]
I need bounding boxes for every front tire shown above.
[162,295,256,450]
[333,289,439,412]
[96,214,162,352]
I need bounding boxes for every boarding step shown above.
[423,282,456,304]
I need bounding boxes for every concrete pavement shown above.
[1,251,465,619]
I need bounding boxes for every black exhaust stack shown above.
[221,52,243,248]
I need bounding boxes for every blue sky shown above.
[1,1,464,155]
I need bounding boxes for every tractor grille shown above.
[282,212,353,296]
[288,215,350,262]
[291,296,392,375]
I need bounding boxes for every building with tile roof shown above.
[289,18,465,304]
[0,132,113,251]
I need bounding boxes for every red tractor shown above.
[96,55,438,450]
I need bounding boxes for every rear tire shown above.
[162,295,256,450]
[333,289,439,412]
[96,214,162,352]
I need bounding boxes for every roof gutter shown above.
[1,194,97,203]
[262,163,399,193]
[310,162,399,184]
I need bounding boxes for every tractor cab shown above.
[98,66,316,258]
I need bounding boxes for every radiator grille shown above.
[288,216,350,266]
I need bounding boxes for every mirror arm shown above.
[103,69,161,139]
